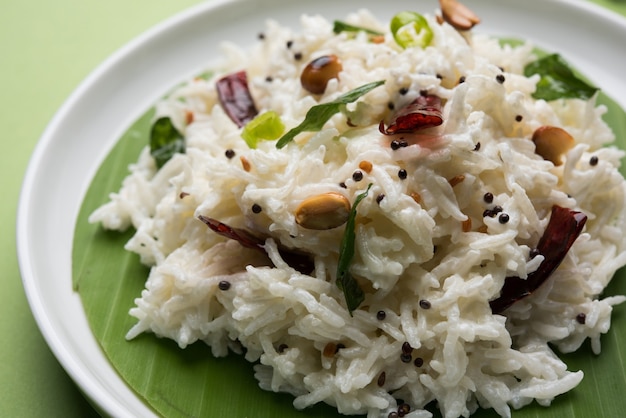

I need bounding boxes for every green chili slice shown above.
[241,111,285,149]
[390,11,433,49]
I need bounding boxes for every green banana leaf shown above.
[72,95,626,418]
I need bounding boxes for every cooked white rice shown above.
[89,9,626,418]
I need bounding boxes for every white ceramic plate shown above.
[17,0,626,417]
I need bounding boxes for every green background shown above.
[2,0,626,417]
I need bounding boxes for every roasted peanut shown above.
[439,0,481,31]
[295,192,351,230]
[532,126,575,166]
[300,54,342,95]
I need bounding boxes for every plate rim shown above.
[16,0,626,417]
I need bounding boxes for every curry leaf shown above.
[524,54,599,101]
[336,184,372,315]
[149,116,185,168]
[275,80,385,148]
[195,70,214,81]
[332,20,383,36]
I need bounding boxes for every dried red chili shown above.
[198,215,263,250]
[379,94,443,135]
[216,71,259,128]
[197,215,314,274]
[489,205,587,314]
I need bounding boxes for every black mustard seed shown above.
[377,371,386,387]
[576,313,587,324]
[483,205,503,218]
[391,139,408,150]
[398,403,411,417]
[590,155,599,166]
[218,281,231,291]
[400,353,412,363]
[419,299,431,309]
[352,170,364,182]
[252,203,262,214]
[398,169,408,180]
[225,149,236,159]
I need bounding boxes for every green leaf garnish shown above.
[150,116,185,169]
[332,20,383,36]
[497,38,526,49]
[524,54,599,101]
[275,80,385,148]
[336,183,372,315]
[195,70,214,81]
[241,111,285,148]
[390,11,433,49]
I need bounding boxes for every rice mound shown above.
[89,9,626,418]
